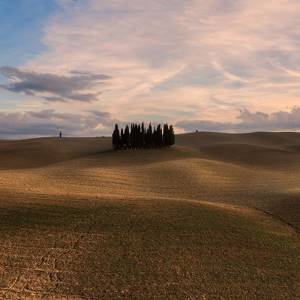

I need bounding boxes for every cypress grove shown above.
[112,123,175,150]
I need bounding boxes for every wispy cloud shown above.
[177,107,300,132]
[0,109,117,139]
[2,0,300,135]
[0,66,111,102]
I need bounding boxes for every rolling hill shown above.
[0,133,299,299]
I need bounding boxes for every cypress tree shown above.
[163,123,168,146]
[112,124,120,150]
[148,123,153,148]
[124,125,130,149]
[157,124,163,147]
[137,124,142,148]
[141,122,145,148]
[145,123,151,148]
[130,124,134,148]
[112,122,175,150]
[169,125,175,146]
[133,123,138,149]
[153,127,157,147]
[120,128,124,149]
[132,123,137,149]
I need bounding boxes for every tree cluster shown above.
[112,123,175,150]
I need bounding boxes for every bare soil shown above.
[0,133,299,299]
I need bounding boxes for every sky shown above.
[1,0,300,138]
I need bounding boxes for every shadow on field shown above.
[0,137,112,170]
[0,198,299,299]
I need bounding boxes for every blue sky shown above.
[1,0,300,138]
[0,0,58,66]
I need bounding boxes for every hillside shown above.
[176,131,300,169]
[0,137,111,169]
[0,133,299,299]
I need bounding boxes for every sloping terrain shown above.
[0,137,111,170]
[0,133,299,299]
[176,132,300,169]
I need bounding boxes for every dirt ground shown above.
[0,133,299,299]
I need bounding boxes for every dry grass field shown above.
[0,133,300,299]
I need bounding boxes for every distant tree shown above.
[112,122,174,150]
[137,124,142,148]
[124,125,130,149]
[133,124,137,149]
[130,124,134,148]
[169,125,175,146]
[112,124,120,150]
[149,123,153,147]
[163,124,169,146]
[156,124,163,147]
[120,128,124,149]
[153,127,157,147]
[141,122,145,148]
[145,123,152,148]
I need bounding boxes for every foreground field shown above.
[0,134,299,299]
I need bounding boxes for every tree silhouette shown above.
[120,128,124,149]
[124,125,130,149]
[141,123,145,148]
[112,124,120,150]
[112,122,175,150]
[169,125,175,146]
[156,124,163,147]
[163,124,168,146]
[145,123,152,148]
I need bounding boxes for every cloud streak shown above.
[0,66,111,102]
[0,109,117,139]
[2,0,300,135]
[177,107,300,132]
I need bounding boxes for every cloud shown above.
[23,0,300,119]
[176,107,300,132]
[0,109,117,139]
[0,66,111,102]
[2,0,300,137]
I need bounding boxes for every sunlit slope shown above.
[0,133,300,230]
[1,143,300,229]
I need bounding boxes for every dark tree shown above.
[133,124,138,149]
[113,122,175,150]
[130,124,134,148]
[145,123,152,148]
[124,125,130,149]
[169,125,175,146]
[163,124,169,146]
[156,124,163,147]
[153,127,157,147]
[120,128,124,149]
[141,122,145,148]
[137,124,142,148]
[112,124,120,150]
